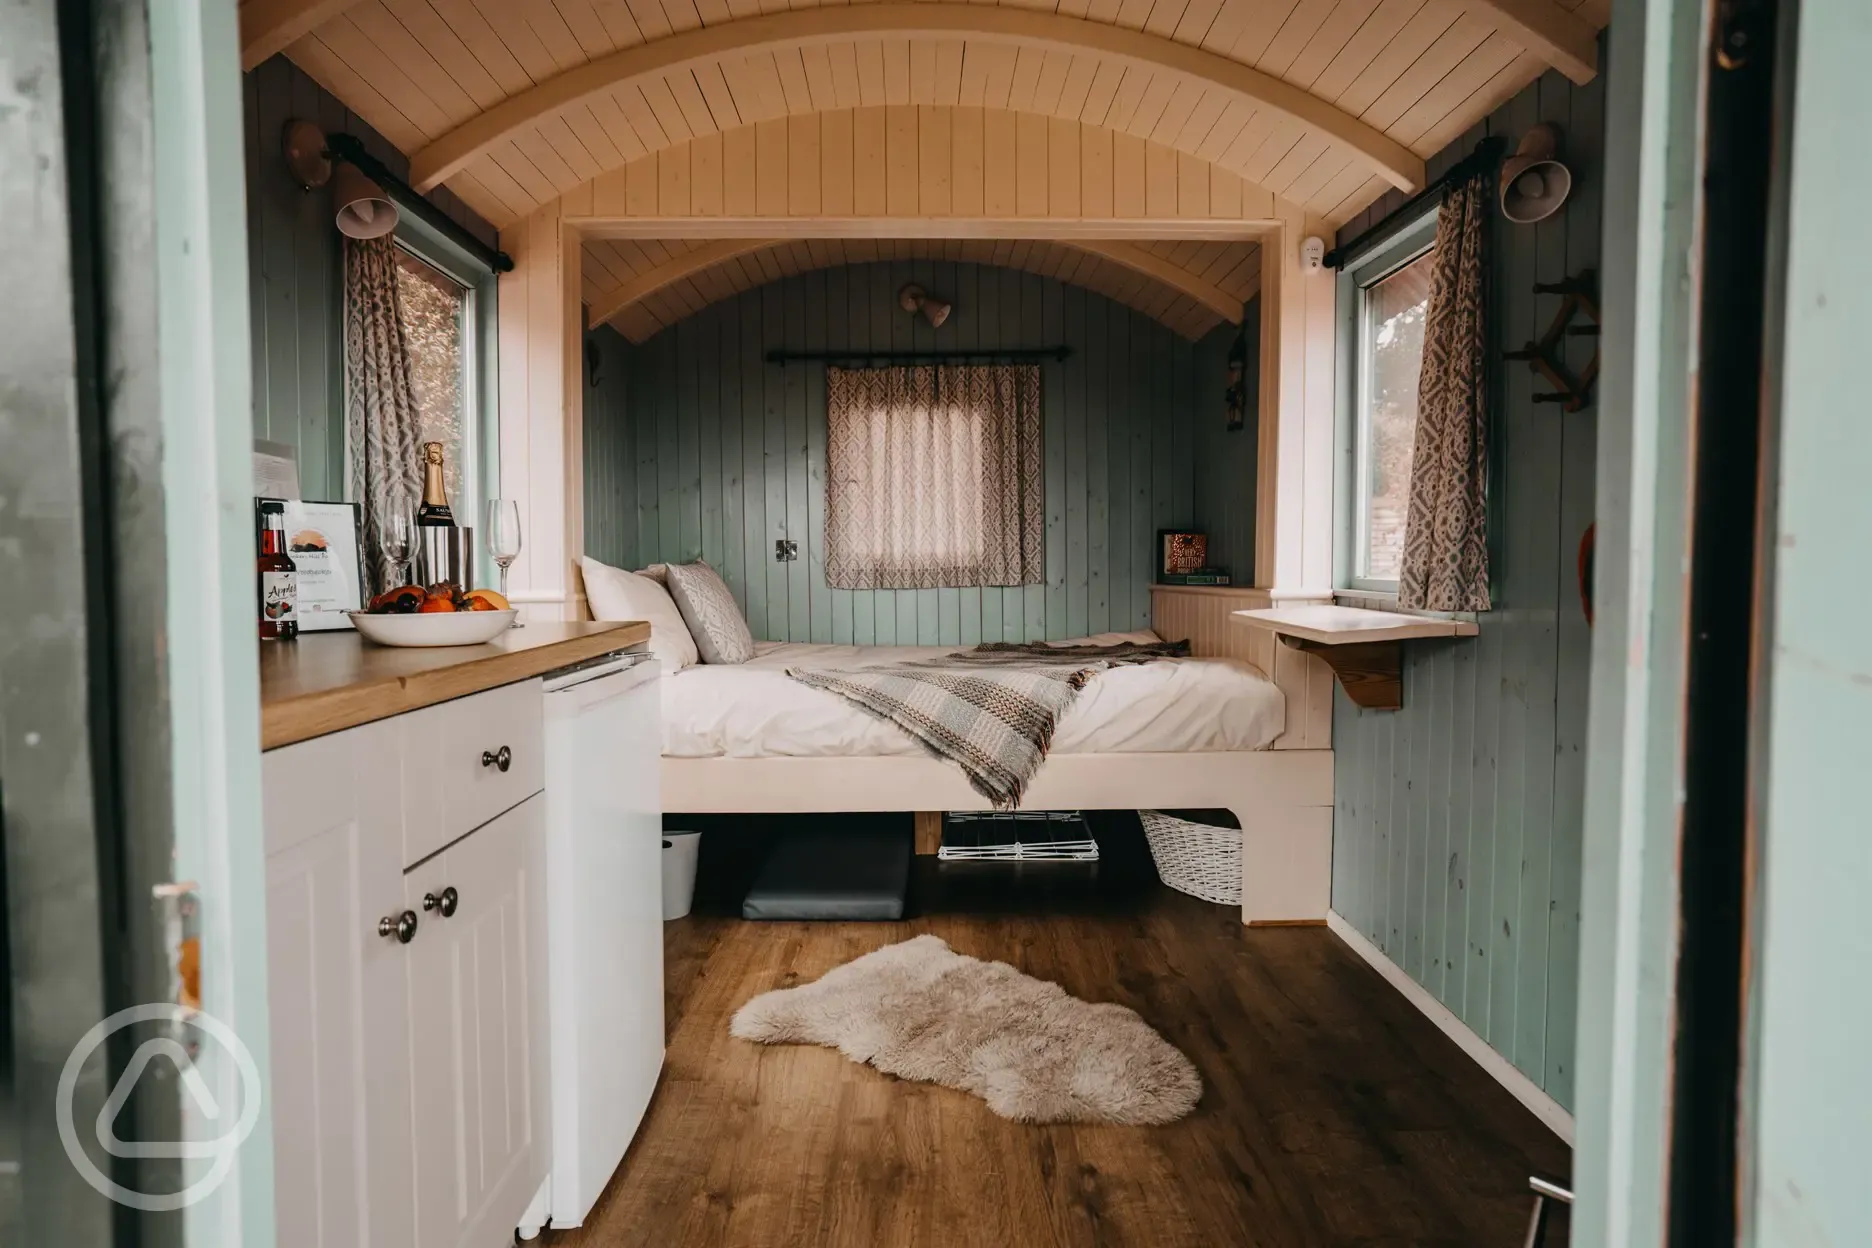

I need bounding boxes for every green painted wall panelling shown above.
[242,54,494,501]
[1328,66,1604,1113]
[585,261,1253,645]
[1192,298,1258,585]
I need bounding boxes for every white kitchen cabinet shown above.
[403,794,550,1248]
[265,683,551,1248]
[263,721,415,1248]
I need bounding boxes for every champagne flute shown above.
[485,499,522,626]
[380,510,414,590]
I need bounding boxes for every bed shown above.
[654,585,1336,924]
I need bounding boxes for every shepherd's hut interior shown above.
[8,0,1870,1244]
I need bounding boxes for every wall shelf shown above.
[1231,606,1478,710]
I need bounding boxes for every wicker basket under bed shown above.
[1139,810,1242,906]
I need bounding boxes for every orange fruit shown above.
[463,588,511,611]
[418,596,458,614]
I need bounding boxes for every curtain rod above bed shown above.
[765,347,1072,366]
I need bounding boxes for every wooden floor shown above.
[549,818,1570,1247]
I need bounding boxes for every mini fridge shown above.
[541,650,663,1228]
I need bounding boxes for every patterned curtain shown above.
[1398,169,1492,612]
[343,236,423,595]
[825,364,1044,590]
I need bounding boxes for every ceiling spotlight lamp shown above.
[280,118,401,240]
[898,284,953,329]
[1499,123,1573,225]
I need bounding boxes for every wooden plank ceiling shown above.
[264,0,1608,235]
[583,236,1262,340]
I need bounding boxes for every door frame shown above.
[148,0,277,1243]
[1570,0,1709,1240]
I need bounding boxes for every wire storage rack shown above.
[937,810,1100,862]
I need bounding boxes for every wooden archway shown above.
[586,236,1260,341]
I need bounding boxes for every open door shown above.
[1,0,274,1243]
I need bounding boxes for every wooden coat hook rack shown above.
[1503,268,1600,412]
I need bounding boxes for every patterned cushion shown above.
[664,560,755,665]
[579,556,698,672]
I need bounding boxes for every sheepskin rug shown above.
[729,934,1201,1125]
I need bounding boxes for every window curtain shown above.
[1398,168,1493,612]
[825,364,1044,590]
[342,235,423,595]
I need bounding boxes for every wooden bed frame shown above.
[660,585,1337,925]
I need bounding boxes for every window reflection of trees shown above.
[394,248,468,509]
[1364,251,1434,582]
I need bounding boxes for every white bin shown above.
[661,831,701,921]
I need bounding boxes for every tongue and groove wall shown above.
[584,259,1254,645]
[1327,66,1605,1119]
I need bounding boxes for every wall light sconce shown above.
[898,284,953,328]
[279,119,515,271]
[1500,123,1573,224]
[283,119,399,239]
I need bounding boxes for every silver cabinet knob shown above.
[422,886,459,918]
[378,910,418,944]
[480,745,512,772]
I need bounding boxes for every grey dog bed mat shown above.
[741,826,911,921]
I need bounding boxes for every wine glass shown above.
[485,499,522,625]
[380,510,414,590]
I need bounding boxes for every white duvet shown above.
[660,630,1285,758]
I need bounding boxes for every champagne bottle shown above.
[416,441,455,526]
[257,501,299,641]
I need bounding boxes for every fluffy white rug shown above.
[730,934,1201,1125]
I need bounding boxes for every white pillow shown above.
[579,556,698,672]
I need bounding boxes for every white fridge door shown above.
[543,663,665,1226]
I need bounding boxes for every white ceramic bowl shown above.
[346,609,517,647]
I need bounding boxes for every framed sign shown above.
[1158,530,1208,580]
[257,499,365,631]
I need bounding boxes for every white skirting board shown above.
[1325,910,1576,1145]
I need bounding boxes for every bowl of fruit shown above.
[347,583,516,647]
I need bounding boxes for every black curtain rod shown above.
[1325,135,1507,271]
[766,347,1072,365]
[326,133,515,274]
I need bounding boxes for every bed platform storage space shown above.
[653,587,1336,924]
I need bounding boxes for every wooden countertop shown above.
[259,620,650,750]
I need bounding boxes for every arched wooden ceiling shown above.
[263,0,1606,231]
[583,237,1261,342]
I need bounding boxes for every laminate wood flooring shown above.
[549,824,1570,1248]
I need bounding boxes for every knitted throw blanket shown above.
[786,640,1190,808]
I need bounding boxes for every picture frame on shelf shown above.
[256,498,365,631]
[1157,530,1209,581]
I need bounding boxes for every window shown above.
[1339,211,1439,591]
[824,364,1045,590]
[394,244,475,519]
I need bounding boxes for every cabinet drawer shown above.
[400,679,543,867]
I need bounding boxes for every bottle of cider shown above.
[416,441,455,526]
[257,501,299,640]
